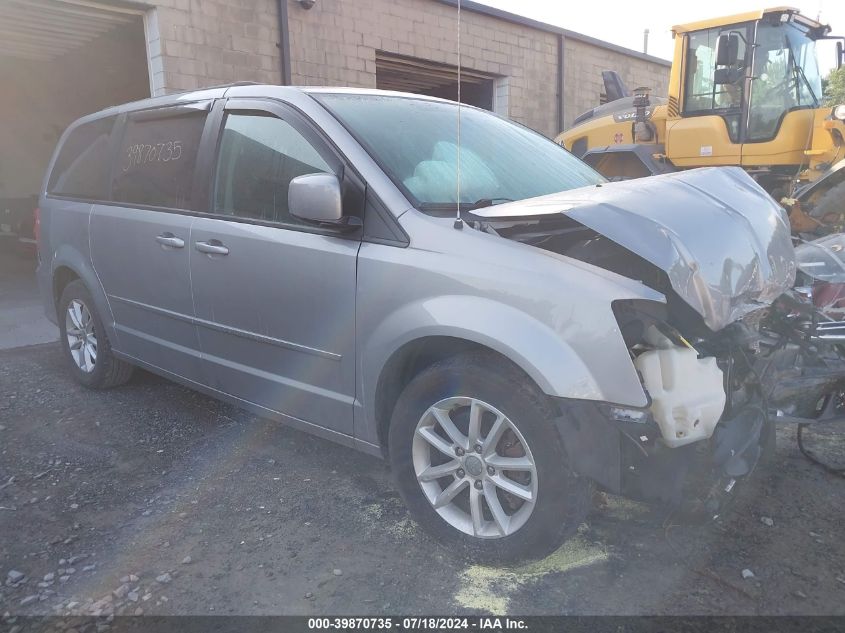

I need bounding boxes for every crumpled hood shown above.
[474,167,796,331]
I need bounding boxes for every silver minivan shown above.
[38,85,826,560]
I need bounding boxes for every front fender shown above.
[360,294,651,446]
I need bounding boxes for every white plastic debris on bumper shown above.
[634,346,726,447]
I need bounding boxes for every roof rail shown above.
[98,81,265,113]
[207,80,263,89]
[164,80,264,96]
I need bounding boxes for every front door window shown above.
[213,113,334,226]
[683,24,751,142]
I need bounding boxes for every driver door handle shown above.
[195,240,229,256]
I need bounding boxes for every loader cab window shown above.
[747,20,823,142]
[683,24,751,142]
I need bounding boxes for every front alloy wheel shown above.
[389,351,591,562]
[413,397,538,538]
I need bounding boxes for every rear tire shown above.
[388,350,591,562]
[58,279,133,389]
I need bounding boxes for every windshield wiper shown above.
[784,35,819,106]
[792,62,819,105]
[418,198,514,214]
[469,197,514,209]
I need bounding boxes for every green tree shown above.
[824,66,845,105]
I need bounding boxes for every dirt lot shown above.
[1,251,844,617]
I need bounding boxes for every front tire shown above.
[58,279,133,389]
[388,351,590,562]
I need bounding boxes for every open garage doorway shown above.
[0,0,150,245]
[375,50,505,112]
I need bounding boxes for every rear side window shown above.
[111,111,207,209]
[48,117,117,200]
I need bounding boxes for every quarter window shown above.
[213,113,333,225]
[111,111,207,209]
[48,117,118,200]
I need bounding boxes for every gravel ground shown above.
[1,254,844,617]
[0,248,56,350]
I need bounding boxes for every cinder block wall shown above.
[564,38,671,130]
[146,0,669,137]
[148,0,281,93]
[286,0,560,136]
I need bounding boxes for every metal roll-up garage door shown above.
[0,0,150,243]
[375,50,498,110]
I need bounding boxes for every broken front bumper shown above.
[555,398,773,507]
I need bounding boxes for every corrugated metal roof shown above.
[0,0,142,61]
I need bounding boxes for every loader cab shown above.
[681,23,752,144]
[669,8,836,173]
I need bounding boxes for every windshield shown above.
[315,93,605,210]
[748,21,823,141]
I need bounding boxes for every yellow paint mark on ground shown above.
[362,502,386,520]
[602,495,651,521]
[362,503,419,539]
[454,535,609,612]
[385,516,419,538]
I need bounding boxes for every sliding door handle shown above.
[155,233,184,248]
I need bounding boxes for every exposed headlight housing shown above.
[834,104,845,121]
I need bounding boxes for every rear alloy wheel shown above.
[389,350,591,562]
[58,279,133,389]
[65,299,97,373]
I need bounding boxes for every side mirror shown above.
[288,173,344,225]
[716,32,740,67]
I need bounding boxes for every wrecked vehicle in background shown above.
[39,88,845,562]
[795,233,845,320]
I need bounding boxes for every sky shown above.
[473,0,845,75]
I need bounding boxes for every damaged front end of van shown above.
[473,167,845,513]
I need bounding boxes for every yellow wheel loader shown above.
[556,7,845,236]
